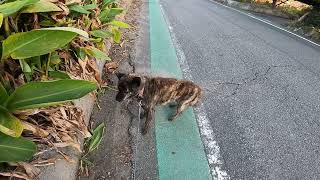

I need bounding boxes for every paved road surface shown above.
[160,0,320,179]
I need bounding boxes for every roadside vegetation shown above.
[0,0,129,178]
[234,0,320,41]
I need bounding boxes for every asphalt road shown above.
[160,0,320,179]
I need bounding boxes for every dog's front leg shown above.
[141,105,154,135]
[139,103,147,119]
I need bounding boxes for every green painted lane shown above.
[149,0,182,78]
[149,0,212,179]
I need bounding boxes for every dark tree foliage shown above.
[297,0,320,8]
[272,0,320,8]
[298,0,320,27]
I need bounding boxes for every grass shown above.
[279,5,310,16]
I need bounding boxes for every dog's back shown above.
[145,76,203,107]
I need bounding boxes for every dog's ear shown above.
[116,72,125,79]
[131,76,141,89]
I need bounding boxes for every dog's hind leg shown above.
[168,102,189,121]
[169,89,202,121]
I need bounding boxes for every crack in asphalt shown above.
[215,65,293,98]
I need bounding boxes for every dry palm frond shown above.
[0,172,31,180]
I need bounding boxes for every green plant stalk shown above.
[3,17,10,37]
[8,17,18,32]
[46,52,51,79]
[81,151,90,158]
[0,60,4,76]
[14,13,21,31]
[105,85,118,91]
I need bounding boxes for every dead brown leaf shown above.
[18,162,41,179]
[59,107,68,120]
[0,172,30,180]
[119,40,125,47]
[15,109,40,116]
[32,157,61,167]
[56,150,76,163]
[78,57,88,78]
[65,0,81,5]
[87,59,102,84]
[51,3,69,22]
[53,142,81,152]
[58,131,73,142]
[104,61,119,73]
[22,121,50,138]
[91,18,101,30]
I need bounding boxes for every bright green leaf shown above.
[109,20,130,28]
[0,133,36,162]
[49,51,61,65]
[99,9,111,23]
[69,4,90,14]
[2,27,88,60]
[0,107,23,137]
[28,56,41,69]
[5,79,97,111]
[19,59,32,73]
[87,123,105,153]
[102,0,116,7]
[75,47,87,60]
[0,77,13,95]
[38,19,55,27]
[21,0,62,13]
[0,0,39,17]
[85,47,111,61]
[38,27,89,38]
[89,38,103,43]
[83,4,97,10]
[0,84,8,105]
[99,7,123,23]
[90,30,113,38]
[49,71,70,79]
[112,28,121,44]
[2,30,75,60]
[108,8,123,17]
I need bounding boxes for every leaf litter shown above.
[0,0,129,177]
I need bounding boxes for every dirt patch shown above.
[77,0,143,179]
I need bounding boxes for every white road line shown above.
[158,1,318,179]
[210,0,320,48]
[159,3,230,180]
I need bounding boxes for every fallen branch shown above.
[297,11,311,23]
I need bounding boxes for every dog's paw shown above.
[168,117,174,121]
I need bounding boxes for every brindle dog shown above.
[115,73,203,135]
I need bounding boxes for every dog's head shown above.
[116,73,144,102]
